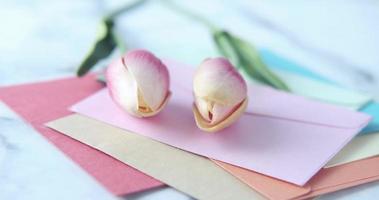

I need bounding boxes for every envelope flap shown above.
[246,85,371,129]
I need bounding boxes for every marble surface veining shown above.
[0,102,117,200]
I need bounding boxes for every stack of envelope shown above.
[1,51,379,200]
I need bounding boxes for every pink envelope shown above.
[71,60,371,186]
[0,75,163,195]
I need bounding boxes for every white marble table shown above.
[0,102,117,200]
[1,0,378,199]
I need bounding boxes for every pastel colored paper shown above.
[214,156,379,200]
[248,75,379,167]
[99,61,377,168]
[271,69,372,110]
[47,114,265,200]
[325,132,379,167]
[360,103,379,133]
[48,114,379,200]
[0,76,163,195]
[71,59,371,186]
[260,49,379,134]
[85,61,376,169]
[260,49,332,83]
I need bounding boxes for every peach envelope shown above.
[213,156,379,200]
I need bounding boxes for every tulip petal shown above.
[106,57,141,117]
[195,97,211,122]
[193,98,248,133]
[211,103,236,125]
[194,58,247,106]
[138,92,171,117]
[124,50,169,111]
[195,97,236,125]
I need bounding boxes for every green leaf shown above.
[212,30,240,67]
[213,30,290,91]
[76,20,117,77]
[232,36,290,91]
[76,0,149,77]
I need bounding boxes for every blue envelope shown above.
[259,49,379,134]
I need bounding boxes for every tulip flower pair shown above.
[107,50,248,132]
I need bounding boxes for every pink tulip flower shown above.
[107,49,170,117]
[193,57,248,132]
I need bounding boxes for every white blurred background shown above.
[1,0,378,95]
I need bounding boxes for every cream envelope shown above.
[71,59,371,186]
[47,114,264,200]
[325,132,379,167]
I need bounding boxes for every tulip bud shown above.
[106,49,170,117]
[193,57,248,132]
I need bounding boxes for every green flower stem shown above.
[76,0,148,76]
[77,20,116,76]
[161,0,290,91]
[161,0,218,31]
[105,0,149,21]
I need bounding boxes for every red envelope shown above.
[0,75,164,195]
